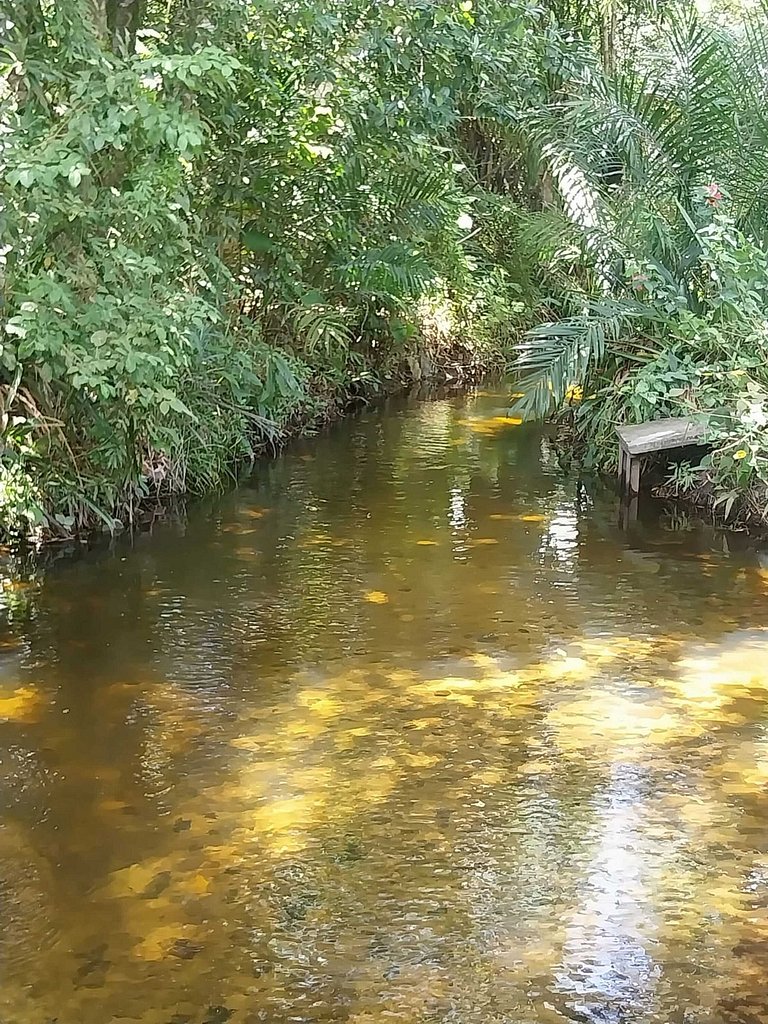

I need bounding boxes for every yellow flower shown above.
[734,449,748,460]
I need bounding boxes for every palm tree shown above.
[513,4,768,420]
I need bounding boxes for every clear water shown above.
[1,389,768,1024]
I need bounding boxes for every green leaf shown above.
[242,224,275,252]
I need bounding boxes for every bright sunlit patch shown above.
[547,690,691,755]
[469,652,499,669]
[415,671,522,696]
[530,656,589,683]
[250,794,318,854]
[472,768,506,785]
[669,632,768,712]
[297,692,345,719]
[574,636,669,665]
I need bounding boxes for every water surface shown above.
[2,389,768,1024]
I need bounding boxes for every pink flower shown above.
[630,273,647,292]
[705,182,723,206]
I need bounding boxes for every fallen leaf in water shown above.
[473,768,505,784]
[0,686,42,722]
[97,798,132,813]
[517,759,554,775]
[365,590,389,604]
[403,751,441,768]
[416,539,439,546]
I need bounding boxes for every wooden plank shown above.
[616,416,705,457]
[629,457,641,494]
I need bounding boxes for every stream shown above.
[1,388,767,1024]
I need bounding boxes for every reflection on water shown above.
[1,390,768,1023]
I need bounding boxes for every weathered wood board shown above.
[616,415,708,497]
[616,417,705,457]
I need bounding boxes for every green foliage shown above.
[508,1,768,518]
[7,0,768,535]
[1,0,532,538]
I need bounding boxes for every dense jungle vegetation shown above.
[3,0,768,537]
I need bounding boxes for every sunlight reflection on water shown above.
[0,391,768,1023]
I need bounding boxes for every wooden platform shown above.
[617,416,706,494]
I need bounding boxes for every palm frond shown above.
[334,244,436,299]
[290,302,353,356]
[513,298,664,417]
[373,165,459,234]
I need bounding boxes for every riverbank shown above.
[552,404,768,534]
[0,336,507,547]
[652,477,768,532]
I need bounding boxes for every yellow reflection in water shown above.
[456,415,523,435]
[0,685,41,722]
